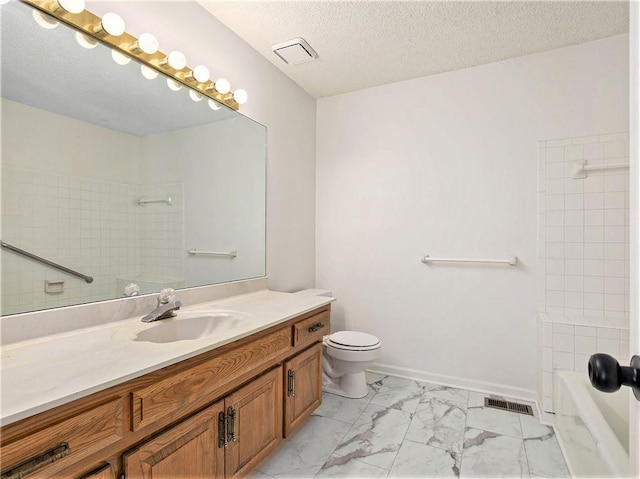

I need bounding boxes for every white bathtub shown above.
[554,370,629,477]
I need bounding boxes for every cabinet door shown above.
[123,402,225,479]
[81,464,116,479]
[224,367,283,479]
[284,343,322,437]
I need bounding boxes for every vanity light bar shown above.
[22,0,242,110]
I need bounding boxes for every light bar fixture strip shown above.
[22,0,240,110]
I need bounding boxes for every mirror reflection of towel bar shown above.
[572,160,629,179]
[188,249,237,258]
[137,196,172,206]
[422,255,517,266]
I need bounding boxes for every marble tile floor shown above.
[249,373,570,478]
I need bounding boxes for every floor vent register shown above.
[484,397,534,416]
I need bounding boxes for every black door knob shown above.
[588,353,640,401]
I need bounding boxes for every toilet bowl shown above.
[322,330,381,399]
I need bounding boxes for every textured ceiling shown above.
[199,1,629,98]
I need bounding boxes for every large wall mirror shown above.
[0,1,266,316]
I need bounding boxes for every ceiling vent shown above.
[272,38,318,65]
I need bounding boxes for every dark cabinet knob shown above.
[588,353,640,401]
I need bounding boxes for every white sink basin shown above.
[135,310,249,343]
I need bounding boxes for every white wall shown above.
[86,1,317,293]
[317,35,629,395]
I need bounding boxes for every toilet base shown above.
[322,371,369,399]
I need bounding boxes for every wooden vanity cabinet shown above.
[0,305,330,479]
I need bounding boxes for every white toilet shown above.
[294,288,382,399]
[322,330,382,398]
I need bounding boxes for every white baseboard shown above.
[368,362,537,405]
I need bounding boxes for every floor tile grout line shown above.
[459,386,471,477]
[519,414,535,478]
[384,384,422,477]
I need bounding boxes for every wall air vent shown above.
[272,38,318,65]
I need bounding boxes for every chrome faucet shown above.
[142,288,182,322]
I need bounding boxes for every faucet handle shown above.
[158,288,176,304]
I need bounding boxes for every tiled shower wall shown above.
[2,167,138,314]
[1,167,184,315]
[536,132,630,412]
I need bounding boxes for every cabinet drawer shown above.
[293,310,330,349]
[1,398,124,479]
[130,327,292,432]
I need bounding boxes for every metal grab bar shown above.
[421,255,518,266]
[1,241,94,283]
[187,249,237,258]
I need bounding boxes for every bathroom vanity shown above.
[0,291,332,479]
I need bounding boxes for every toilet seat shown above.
[325,331,381,351]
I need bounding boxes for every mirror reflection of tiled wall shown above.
[1,167,184,315]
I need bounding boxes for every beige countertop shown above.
[0,289,333,426]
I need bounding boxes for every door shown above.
[224,366,282,479]
[123,402,225,479]
[630,2,639,476]
[284,343,322,437]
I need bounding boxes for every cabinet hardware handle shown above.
[218,411,227,448]
[227,406,237,443]
[1,442,70,479]
[308,322,324,333]
[287,369,296,397]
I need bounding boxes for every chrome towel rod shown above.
[187,249,237,258]
[1,241,94,283]
[422,255,518,266]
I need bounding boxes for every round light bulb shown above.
[167,78,183,91]
[166,51,187,70]
[135,33,159,55]
[111,49,131,65]
[95,12,125,37]
[75,31,98,49]
[140,65,159,80]
[32,9,59,29]
[191,65,210,83]
[232,89,248,105]
[208,99,221,111]
[57,0,85,14]
[189,90,203,102]
[214,78,230,94]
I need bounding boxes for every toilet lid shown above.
[327,331,380,348]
